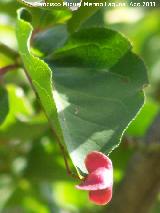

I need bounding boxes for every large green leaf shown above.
[0,86,9,125]
[49,53,147,172]
[16,9,148,173]
[48,29,148,172]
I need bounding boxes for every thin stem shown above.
[50,127,80,180]
[0,64,20,76]
[23,68,80,180]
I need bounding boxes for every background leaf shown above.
[67,0,106,32]
[33,25,68,56]
[0,84,47,141]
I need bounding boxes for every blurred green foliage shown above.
[0,0,160,212]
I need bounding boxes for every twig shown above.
[50,127,80,180]
[0,64,20,76]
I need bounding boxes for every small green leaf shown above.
[16,8,63,142]
[0,86,9,125]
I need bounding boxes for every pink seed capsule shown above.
[85,151,112,172]
[76,167,113,191]
[76,151,113,206]
[89,187,112,205]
